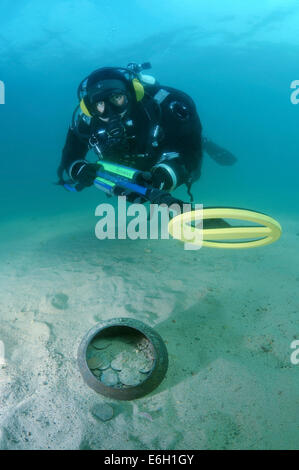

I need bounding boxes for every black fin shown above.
[203,138,237,166]
[203,218,232,229]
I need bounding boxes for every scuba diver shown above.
[57,62,236,203]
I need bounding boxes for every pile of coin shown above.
[86,333,155,388]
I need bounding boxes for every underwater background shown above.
[0,0,298,450]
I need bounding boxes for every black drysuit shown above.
[58,84,203,191]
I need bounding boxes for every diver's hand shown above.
[70,161,99,190]
[150,166,176,191]
[135,168,174,191]
[134,171,152,187]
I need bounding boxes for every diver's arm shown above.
[151,91,203,190]
[176,112,203,182]
[60,128,89,170]
[57,128,100,190]
[57,109,91,183]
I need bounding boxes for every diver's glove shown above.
[69,160,99,190]
[147,152,187,191]
[150,166,176,191]
[134,168,174,191]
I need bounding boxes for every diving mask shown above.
[95,93,129,120]
[88,79,130,119]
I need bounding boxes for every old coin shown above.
[92,338,111,350]
[139,361,154,374]
[91,403,114,422]
[92,369,101,377]
[110,358,122,371]
[119,368,144,386]
[87,356,103,370]
[100,370,119,386]
[98,353,111,371]
[110,351,133,371]
[51,292,69,310]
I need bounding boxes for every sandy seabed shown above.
[0,208,298,450]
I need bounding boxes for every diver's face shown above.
[110,93,127,107]
[96,101,106,115]
[96,93,128,121]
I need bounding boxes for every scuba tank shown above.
[127,62,157,87]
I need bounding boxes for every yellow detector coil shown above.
[168,208,282,249]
